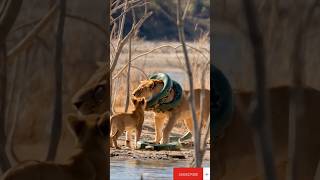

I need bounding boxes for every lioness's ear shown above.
[67,114,86,136]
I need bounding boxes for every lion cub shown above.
[1,113,108,180]
[110,97,146,149]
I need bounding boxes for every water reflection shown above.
[110,159,210,180]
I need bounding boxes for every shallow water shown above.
[110,159,210,180]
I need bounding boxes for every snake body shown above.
[146,73,182,112]
[146,68,234,141]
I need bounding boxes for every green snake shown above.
[145,68,234,142]
[146,73,183,112]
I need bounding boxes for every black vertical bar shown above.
[210,0,214,178]
[106,0,110,179]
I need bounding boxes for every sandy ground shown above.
[110,111,211,162]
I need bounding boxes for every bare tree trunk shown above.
[5,48,29,165]
[46,0,66,161]
[177,0,201,167]
[124,37,131,112]
[0,0,23,172]
[197,62,209,166]
[242,0,277,179]
[124,8,137,113]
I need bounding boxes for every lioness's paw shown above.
[160,138,168,144]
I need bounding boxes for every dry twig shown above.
[177,0,201,167]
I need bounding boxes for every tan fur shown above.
[132,79,210,144]
[110,98,146,149]
[214,86,320,180]
[1,114,108,180]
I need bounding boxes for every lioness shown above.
[1,113,108,180]
[110,98,146,149]
[215,86,320,180]
[72,66,107,115]
[132,79,210,144]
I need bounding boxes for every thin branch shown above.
[199,61,209,130]
[7,4,58,60]
[177,0,201,167]
[242,0,277,179]
[288,1,319,179]
[124,35,133,112]
[46,0,66,161]
[110,11,152,73]
[0,0,23,172]
[182,0,191,20]
[6,47,31,165]
[66,13,106,34]
[111,1,149,24]
[111,0,142,14]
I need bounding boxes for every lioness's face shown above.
[72,67,107,115]
[132,80,163,99]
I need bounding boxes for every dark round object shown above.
[212,65,234,139]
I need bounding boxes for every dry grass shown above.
[111,38,210,112]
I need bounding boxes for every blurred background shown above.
[213,0,320,179]
[214,0,320,92]
[0,0,105,172]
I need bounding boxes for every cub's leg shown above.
[112,130,123,149]
[160,112,178,144]
[135,124,143,149]
[126,130,132,148]
[154,112,166,144]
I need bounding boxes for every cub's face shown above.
[67,113,109,145]
[72,67,107,115]
[131,97,146,110]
